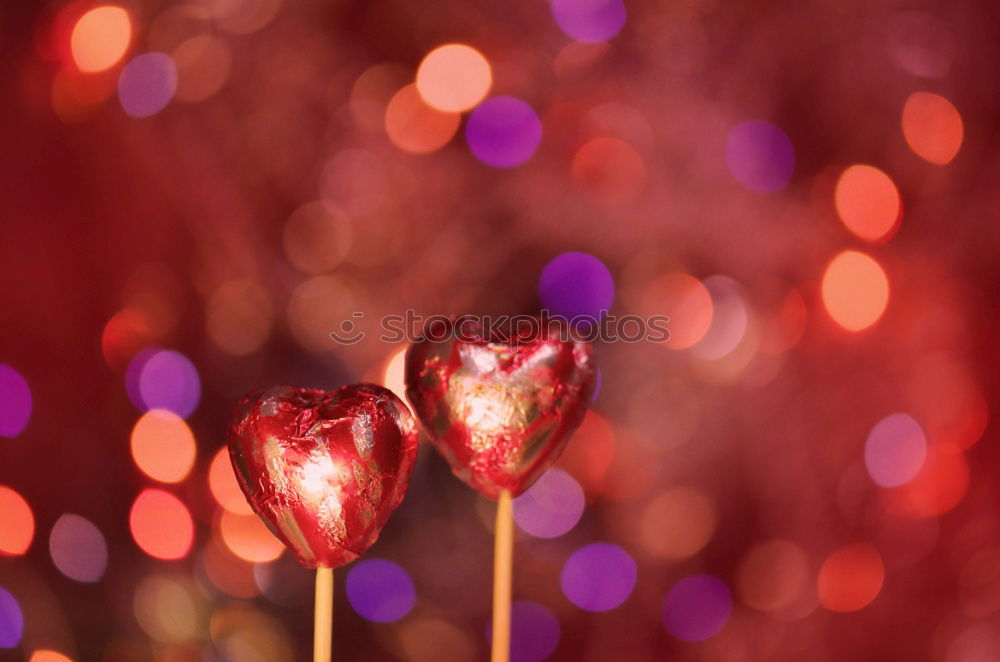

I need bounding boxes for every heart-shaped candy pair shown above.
[405,319,597,498]
[227,383,417,569]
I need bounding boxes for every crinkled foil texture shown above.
[227,383,418,569]
[405,321,596,499]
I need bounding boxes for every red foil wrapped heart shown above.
[227,383,418,569]
[405,319,597,499]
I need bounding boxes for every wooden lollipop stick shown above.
[314,566,333,662]
[492,488,514,662]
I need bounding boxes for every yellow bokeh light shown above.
[71,6,132,73]
[834,165,901,243]
[902,92,963,165]
[821,250,889,332]
[219,510,284,563]
[209,447,253,515]
[130,409,197,483]
[636,487,716,560]
[385,84,461,154]
[29,650,74,662]
[0,485,34,556]
[416,44,492,113]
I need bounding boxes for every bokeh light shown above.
[864,413,927,487]
[571,137,647,204]
[662,574,733,642]
[560,543,637,611]
[202,537,261,600]
[385,83,461,154]
[206,279,274,356]
[893,449,969,518]
[129,488,194,560]
[538,252,614,322]
[346,559,416,623]
[736,539,811,612]
[555,411,615,497]
[551,0,627,43]
[118,52,177,118]
[691,275,749,361]
[218,510,284,563]
[396,617,477,662]
[172,35,231,103]
[133,575,200,642]
[834,165,902,243]
[416,44,492,112]
[486,601,560,662]
[71,6,131,73]
[381,347,408,402]
[130,349,201,418]
[902,92,963,165]
[28,651,74,662]
[513,468,585,538]
[821,250,889,332]
[725,120,795,193]
[637,486,715,560]
[817,543,884,612]
[49,513,108,582]
[465,97,542,168]
[209,447,253,515]
[0,365,31,438]
[101,308,157,370]
[640,272,713,349]
[0,486,34,556]
[282,201,352,274]
[130,408,197,483]
[0,586,23,648]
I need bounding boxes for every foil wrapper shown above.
[227,383,418,569]
[405,319,596,499]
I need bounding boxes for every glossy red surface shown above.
[405,320,597,499]
[227,383,418,569]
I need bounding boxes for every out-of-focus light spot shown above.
[346,559,416,623]
[0,586,23,648]
[350,64,409,133]
[893,449,969,517]
[560,543,636,611]
[201,538,260,599]
[287,275,355,353]
[381,348,408,402]
[835,165,902,243]
[146,4,211,53]
[662,575,733,641]
[207,279,274,356]
[725,120,795,193]
[0,365,31,439]
[172,35,231,103]
[130,349,201,418]
[641,272,713,350]
[513,468,584,538]
[556,411,615,497]
[49,513,108,582]
[865,413,927,487]
[887,11,954,78]
[209,448,252,515]
[0,486,34,556]
[759,289,806,356]
[71,6,131,73]
[28,651,74,662]
[416,44,492,113]
[691,276,749,361]
[102,308,157,371]
[907,355,989,454]
[209,0,282,35]
[902,92,963,165]
[130,489,194,560]
[551,0,626,43]
[538,252,614,323]
[133,576,199,642]
[130,409,197,483]
[485,601,560,662]
[210,603,295,661]
[571,137,646,204]
[736,539,811,612]
[466,97,542,168]
[50,67,117,123]
[385,84,461,154]
[821,251,889,332]
[397,618,476,662]
[817,543,884,612]
[254,553,313,607]
[637,487,715,561]
[219,510,283,563]
[118,53,177,118]
[282,201,353,274]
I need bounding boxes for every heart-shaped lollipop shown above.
[227,383,418,568]
[405,319,596,498]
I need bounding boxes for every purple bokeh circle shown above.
[725,120,795,193]
[538,252,614,322]
[513,468,585,538]
[662,574,733,642]
[551,0,627,43]
[118,52,178,118]
[0,365,31,439]
[346,559,416,623]
[127,348,201,418]
[486,600,561,662]
[0,586,23,649]
[560,543,637,611]
[466,97,543,168]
